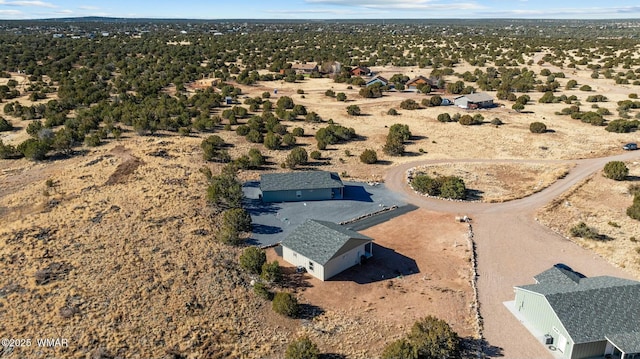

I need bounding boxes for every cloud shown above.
[305,0,483,11]
[2,0,56,8]
[266,8,384,16]
[78,5,100,10]
[54,9,72,14]
[0,9,22,15]
[480,6,640,18]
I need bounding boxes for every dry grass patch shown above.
[538,161,640,276]
[413,162,573,202]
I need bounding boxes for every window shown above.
[308,261,314,271]
[296,190,302,198]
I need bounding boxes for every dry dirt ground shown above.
[2,53,640,358]
[266,209,475,358]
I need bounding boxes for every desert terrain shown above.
[2,21,640,359]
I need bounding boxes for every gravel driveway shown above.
[384,150,640,358]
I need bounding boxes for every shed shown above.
[291,63,318,74]
[406,75,434,91]
[350,66,371,77]
[512,266,640,359]
[453,92,494,109]
[280,219,374,281]
[260,171,344,203]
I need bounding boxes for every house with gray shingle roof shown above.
[453,92,494,109]
[259,171,344,203]
[512,266,640,359]
[280,219,373,281]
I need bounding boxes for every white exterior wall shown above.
[282,246,325,280]
[282,242,369,281]
[322,242,368,280]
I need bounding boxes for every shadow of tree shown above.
[461,337,504,358]
[297,303,325,320]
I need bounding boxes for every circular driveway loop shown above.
[384,151,640,358]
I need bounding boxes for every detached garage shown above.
[260,171,344,203]
[281,219,373,281]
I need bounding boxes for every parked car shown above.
[623,143,638,150]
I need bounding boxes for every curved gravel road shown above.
[384,150,640,358]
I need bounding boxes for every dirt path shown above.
[384,150,640,358]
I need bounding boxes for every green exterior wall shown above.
[515,289,575,358]
[262,187,342,202]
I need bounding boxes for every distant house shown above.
[224,96,234,105]
[406,75,434,91]
[511,266,640,359]
[291,63,318,75]
[259,171,344,203]
[281,219,374,281]
[350,66,372,77]
[453,93,494,109]
[366,75,389,87]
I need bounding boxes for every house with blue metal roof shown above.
[512,266,640,359]
[259,171,344,203]
[280,219,373,281]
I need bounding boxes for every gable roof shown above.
[456,92,493,103]
[406,75,431,86]
[516,268,640,348]
[291,63,318,71]
[281,219,373,265]
[366,75,388,86]
[351,66,370,74]
[260,171,343,192]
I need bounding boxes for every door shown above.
[557,333,568,353]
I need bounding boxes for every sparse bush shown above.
[529,122,547,133]
[491,118,503,126]
[292,127,304,137]
[570,222,606,240]
[282,133,296,147]
[336,92,347,102]
[580,85,592,91]
[381,316,460,359]
[381,339,417,359]
[360,149,378,164]
[387,108,399,116]
[17,138,50,161]
[264,132,282,150]
[411,174,466,199]
[627,194,640,221]
[285,336,319,359]
[272,292,298,317]
[240,247,266,275]
[603,161,628,181]
[325,89,335,97]
[253,282,273,301]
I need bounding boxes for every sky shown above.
[1,0,640,20]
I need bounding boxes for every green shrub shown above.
[0,117,12,132]
[627,195,640,221]
[285,336,319,359]
[359,149,378,164]
[439,176,466,200]
[263,132,282,150]
[346,105,361,116]
[529,122,547,133]
[282,133,296,147]
[491,118,503,126]
[400,99,420,110]
[409,316,461,359]
[381,339,417,359]
[603,161,628,181]
[411,175,441,196]
[437,113,452,122]
[0,139,20,159]
[292,127,304,137]
[310,150,321,160]
[336,92,347,102]
[272,292,298,317]
[240,247,266,274]
[285,147,308,168]
[261,261,282,283]
[387,108,399,116]
[17,138,50,161]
